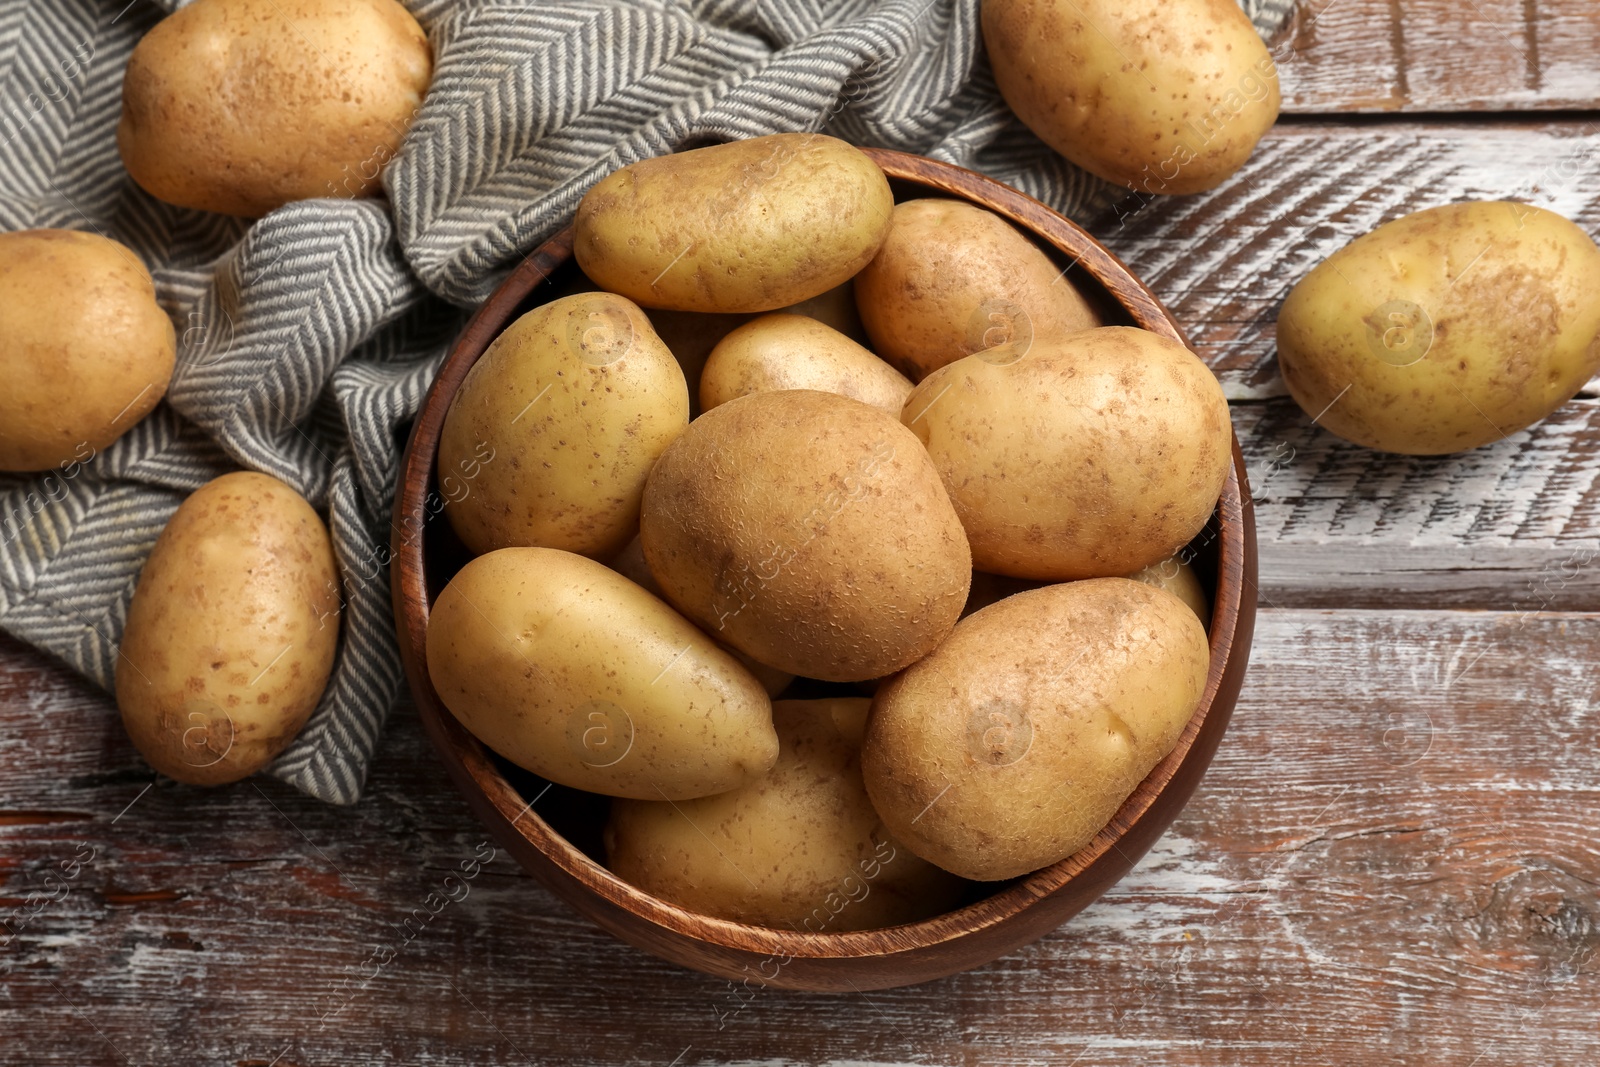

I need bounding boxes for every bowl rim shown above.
[391,146,1254,966]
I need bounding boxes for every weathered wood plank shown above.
[2,608,1597,1065]
[1276,0,1600,112]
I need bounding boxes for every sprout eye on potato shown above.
[1277,201,1600,455]
[0,230,176,473]
[116,472,341,786]
[118,0,433,217]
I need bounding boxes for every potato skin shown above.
[700,313,912,415]
[440,292,688,559]
[1128,556,1210,628]
[605,698,966,930]
[426,547,778,800]
[1277,202,1600,455]
[117,0,432,217]
[855,199,1099,381]
[983,0,1279,195]
[862,579,1209,882]
[0,230,175,472]
[115,472,340,786]
[903,327,1232,580]
[640,389,972,683]
[575,134,893,313]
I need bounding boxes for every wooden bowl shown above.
[392,148,1258,992]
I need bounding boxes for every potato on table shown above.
[903,326,1232,580]
[854,198,1099,381]
[983,0,1279,195]
[426,548,778,800]
[118,0,432,217]
[575,133,893,313]
[863,579,1210,882]
[439,292,689,559]
[0,230,174,472]
[116,472,341,786]
[1277,201,1600,455]
[606,698,966,930]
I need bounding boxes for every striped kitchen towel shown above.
[0,0,1293,803]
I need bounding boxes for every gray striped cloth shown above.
[0,0,1291,803]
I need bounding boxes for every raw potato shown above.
[903,327,1232,580]
[983,0,1279,195]
[700,314,913,415]
[855,199,1100,381]
[609,537,794,697]
[605,698,966,930]
[118,0,432,217]
[0,230,175,471]
[426,547,778,800]
[575,133,893,313]
[116,472,340,786]
[1277,201,1600,455]
[862,579,1210,881]
[783,281,868,343]
[640,390,972,683]
[439,292,688,558]
[1128,556,1210,628]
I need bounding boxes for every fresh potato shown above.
[855,199,1099,381]
[644,308,753,417]
[1278,201,1600,455]
[609,537,794,697]
[1128,556,1210,628]
[606,698,966,930]
[700,314,913,415]
[862,579,1209,881]
[439,292,688,558]
[575,134,893,313]
[783,281,868,343]
[903,327,1231,580]
[0,230,175,472]
[640,390,971,683]
[983,0,1278,195]
[118,0,432,216]
[116,472,340,786]
[426,547,778,800]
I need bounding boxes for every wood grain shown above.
[3,604,1597,1064]
[1276,0,1600,112]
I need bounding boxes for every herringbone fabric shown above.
[0,0,1291,803]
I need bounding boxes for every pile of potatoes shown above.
[423,133,1232,931]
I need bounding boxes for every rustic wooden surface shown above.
[5,5,1600,1065]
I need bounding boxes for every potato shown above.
[606,698,966,930]
[0,230,175,472]
[983,0,1278,196]
[1128,556,1210,628]
[700,314,912,415]
[854,199,1099,381]
[862,579,1209,881]
[609,537,794,698]
[575,134,893,313]
[116,472,340,786]
[640,390,971,683]
[426,547,777,800]
[118,0,432,217]
[903,327,1231,580]
[439,292,688,558]
[782,281,868,343]
[1277,201,1600,455]
[644,308,753,417]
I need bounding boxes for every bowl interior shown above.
[392,148,1255,975]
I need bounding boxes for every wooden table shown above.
[4,3,1599,1063]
